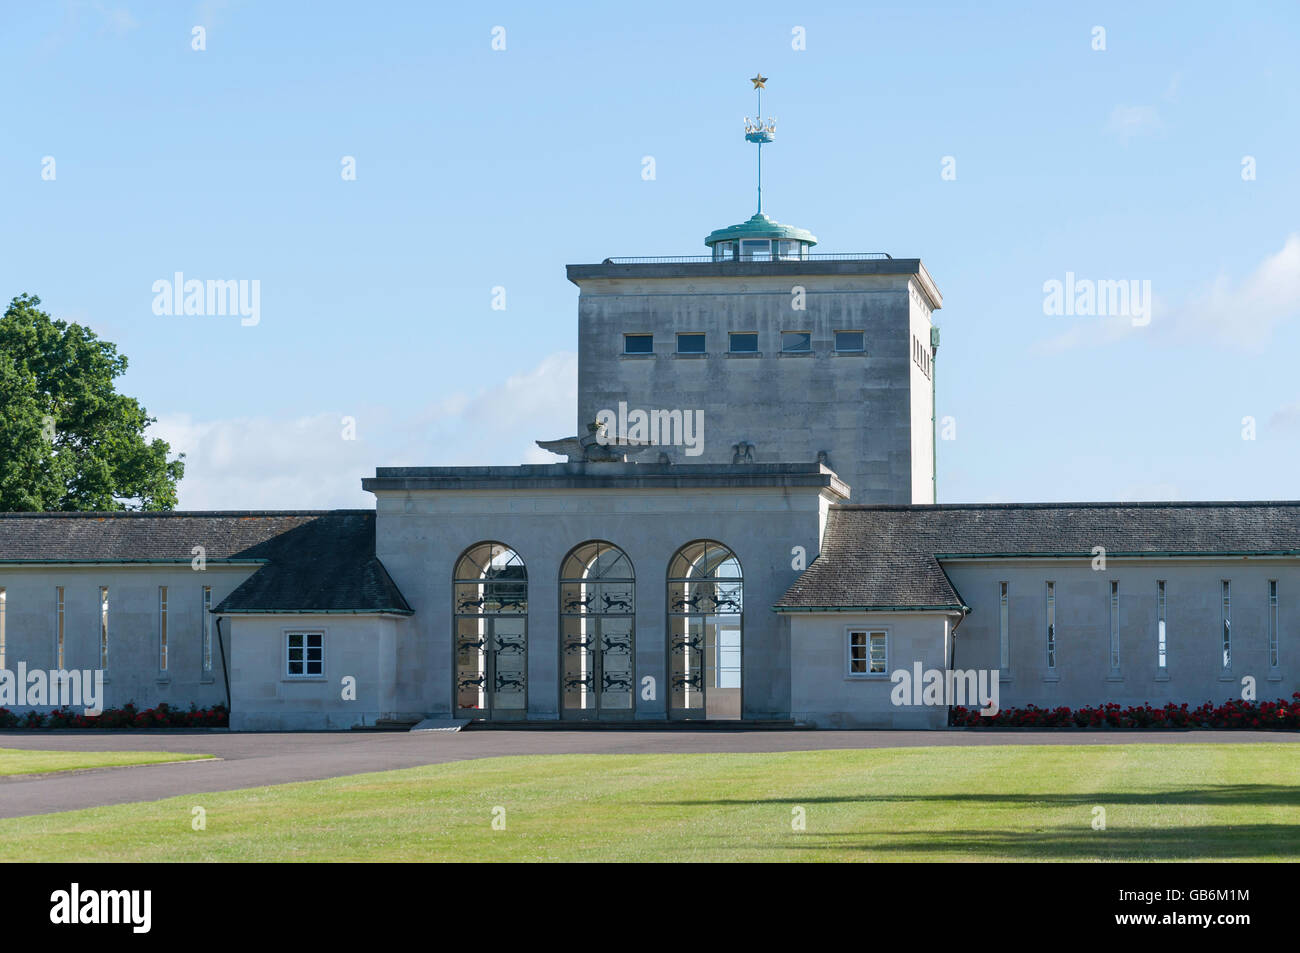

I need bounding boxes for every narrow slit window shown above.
[1045,581,1056,670]
[202,586,213,673]
[1109,580,1120,671]
[99,586,109,669]
[56,586,65,669]
[1269,580,1279,670]
[159,586,168,672]
[1157,580,1167,669]
[1221,580,1231,670]
[998,582,1009,671]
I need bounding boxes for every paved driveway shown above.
[1,728,1296,818]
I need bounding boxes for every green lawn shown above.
[0,747,211,777]
[2,744,1297,861]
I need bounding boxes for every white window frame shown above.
[284,629,325,679]
[846,627,888,678]
[0,587,6,671]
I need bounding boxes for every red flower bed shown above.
[0,701,228,730]
[952,693,1300,729]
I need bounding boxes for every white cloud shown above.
[1032,311,1148,355]
[1036,235,1300,353]
[1173,233,1300,351]
[1269,399,1300,434]
[1106,104,1161,142]
[150,351,577,510]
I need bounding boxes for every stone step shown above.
[463,719,809,731]
[350,718,422,732]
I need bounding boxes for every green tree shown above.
[0,293,184,511]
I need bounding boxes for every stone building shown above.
[0,89,1293,729]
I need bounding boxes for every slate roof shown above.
[776,501,1300,611]
[0,511,412,615]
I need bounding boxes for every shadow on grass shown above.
[738,823,1300,860]
[658,784,1300,808]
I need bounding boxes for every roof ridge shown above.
[0,509,375,519]
[832,500,1300,511]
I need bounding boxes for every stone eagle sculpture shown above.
[536,419,656,463]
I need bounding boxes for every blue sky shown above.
[2,1,1297,508]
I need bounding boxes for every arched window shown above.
[453,542,527,718]
[667,541,743,720]
[560,541,634,718]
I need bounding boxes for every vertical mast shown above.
[745,74,773,216]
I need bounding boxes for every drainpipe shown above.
[947,608,968,727]
[930,326,940,504]
[216,617,231,713]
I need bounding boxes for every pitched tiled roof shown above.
[776,501,1300,611]
[0,511,411,615]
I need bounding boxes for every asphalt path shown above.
[1,728,1296,818]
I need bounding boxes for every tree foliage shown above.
[0,293,184,511]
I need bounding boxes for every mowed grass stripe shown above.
[1,744,1296,862]
[0,747,211,778]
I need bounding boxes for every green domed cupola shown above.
[705,212,817,261]
[705,75,818,262]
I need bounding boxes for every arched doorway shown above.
[667,540,743,720]
[560,541,635,720]
[454,542,527,719]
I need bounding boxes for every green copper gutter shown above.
[930,326,939,503]
[215,608,415,616]
[0,558,267,566]
[771,604,967,613]
[934,551,1300,559]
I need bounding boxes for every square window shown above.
[729,332,758,353]
[781,331,811,353]
[623,333,653,355]
[848,630,887,676]
[676,332,706,354]
[286,631,324,677]
[834,330,865,352]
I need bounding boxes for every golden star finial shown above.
[750,73,767,89]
